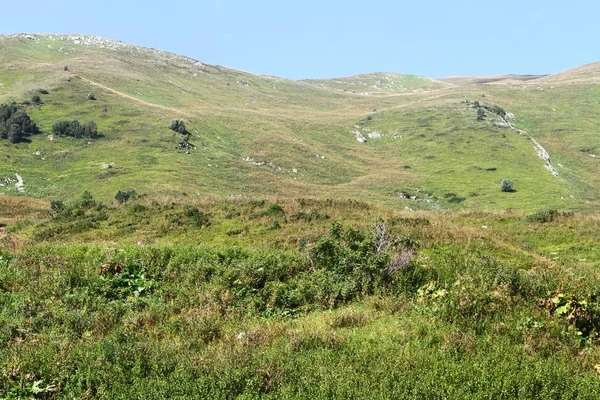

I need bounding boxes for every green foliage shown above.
[290,210,330,222]
[31,94,42,104]
[52,120,99,138]
[527,209,559,223]
[87,92,96,100]
[169,119,187,134]
[500,179,515,192]
[443,192,466,204]
[544,292,600,344]
[251,203,285,218]
[114,189,138,204]
[0,103,39,143]
[99,261,151,299]
[36,191,106,239]
[476,108,485,120]
[183,206,210,227]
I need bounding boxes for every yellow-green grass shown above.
[0,34,598,213]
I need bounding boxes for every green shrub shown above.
[476,108,485,120]
[52,120,99,138]
[115,190,138,204]
[500,179,515,192]
[184,206,210,227]
[0,103,40,143]
[527,209,558,223]
[169,119,187,134]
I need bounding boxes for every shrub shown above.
[52,120,99,138]
[169,119,187,134]
[31,94,42,104]
[500,179,515,192]
[491,105,506,117]
[184,206,210,227]
[115,190,138,204]
[526,209,558,223]
[87,92,96,100]
[476,108,485,120]
[0,102,40,143]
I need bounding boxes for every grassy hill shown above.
[0,33,598,211]
[2,34,600,399]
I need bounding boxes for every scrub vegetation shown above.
[1,34,600,398]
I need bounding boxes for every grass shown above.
[1,33,600,398]
[0,34,598,211]
[2,195,600,398]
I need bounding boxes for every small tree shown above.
[500,179,515,192]
[32,95,42,104]
[87,92,96,101]
[8,124,24,143]
[169,119,187,134]
[115,189,138,204]
[477,108,485,121]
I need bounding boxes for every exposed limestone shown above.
[15,173,24,193]
[530,137,559,177]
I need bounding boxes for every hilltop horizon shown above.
[0,32,595,82]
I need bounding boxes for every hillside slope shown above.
[0,34,598,211]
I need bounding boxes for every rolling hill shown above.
[0,33,599,211]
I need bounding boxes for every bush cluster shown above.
[0,103,40,143]
[52,120,99,138]
[38,191,107,240]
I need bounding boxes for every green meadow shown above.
[1,34,600,398]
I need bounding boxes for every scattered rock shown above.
[99,162,114,169]
[0,177,16,187]
[368,131,382,139]
[492,118,510,128]
[15,173,24,193]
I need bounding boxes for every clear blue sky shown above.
[2,0,598,80]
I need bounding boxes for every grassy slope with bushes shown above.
[1,33,600,398]
[0,34,598,211]
[2,194,600,398]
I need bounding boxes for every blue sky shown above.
[2,1,598,80]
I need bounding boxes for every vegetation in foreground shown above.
[1,194,600,398]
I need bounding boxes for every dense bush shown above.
[169,119,187,134]
[500,179,515,192]
[0,103,40,143]
[37,191,106,240]
[114,190,138,204]
[52,120,99,138]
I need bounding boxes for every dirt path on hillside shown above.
[78,76,189,116]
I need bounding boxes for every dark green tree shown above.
[169,119,187,134]
[8,124,24,143]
